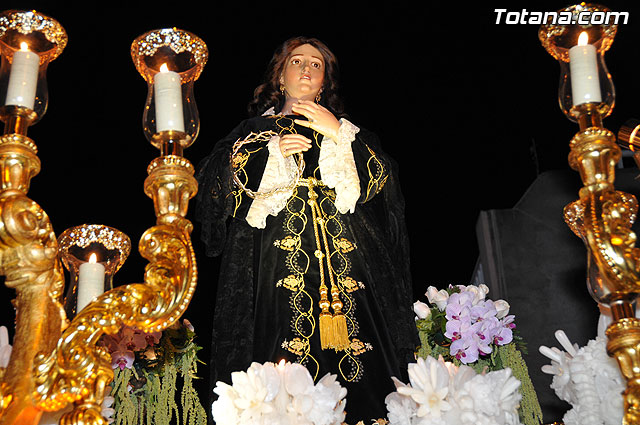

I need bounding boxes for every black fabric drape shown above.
[195,115,418,422]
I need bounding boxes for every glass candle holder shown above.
[539,3,617,124]
[617,118,640,169]
[131,28,208,155]
[0,10,67,133]
[58,224,131,318]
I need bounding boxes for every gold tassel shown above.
[331,287,350,350]
[319,284,334,349]
[332,313,350,351]
[319,312,334,350]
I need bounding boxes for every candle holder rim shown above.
[0,105,38,125]
[0,9,67,63]
[538,3,617,62]
[131,27,208,84]
[57,223,132,271]
[150,130,194,150]
[569,102,614,121]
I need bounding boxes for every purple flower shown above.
[474,323,495,356]
[448,319,497,364]
[122,327,149,351]
[144,331,162,347]
[111,348,135,370]
[450,334,479,363]
[183,319,195,332]
[444,316,472,341]
[445,292,474,322]
[470,300,498,322]
[450,327,487,364]
[437,285,519,364]
[493,315,515,346]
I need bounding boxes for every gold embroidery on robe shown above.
[334,237,356,253]
[274,235,299,251]
[282,337,309,357]
[349,338,373,356]
[340,276,364,293]
[276,274,303,291]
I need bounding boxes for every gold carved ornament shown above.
[539,6,640,423]
[0,14,207,425]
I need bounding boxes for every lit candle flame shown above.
[160,63,169,73]
[578,31,589,46]
[277,359,286,371]
[19,42,29,52]
[88,253,98,264]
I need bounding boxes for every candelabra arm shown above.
[565,127,640,298]
[564,125,640,424]
[606,318,640,424]
[29,155,198,425]
[0,133,67,425]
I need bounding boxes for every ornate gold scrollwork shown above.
[564,126,640,423]
[29,157,197,425]
[0,133,66,425]
[0,131,198,425]
[0,15,205,424]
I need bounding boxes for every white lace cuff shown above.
[246,135,297,228]
[318,119,361,214]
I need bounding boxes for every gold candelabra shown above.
[0,10,207,425]
[540,3,640,424]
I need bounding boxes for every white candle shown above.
[5,42,39,109]
[77,253,105,312]
[569,32,602,106]
[154,63,184,132]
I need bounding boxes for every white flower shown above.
[385,390,417,425]
[458,284,489,305]
[308,374,347,425]
[540,330,580,404]
[0,326,12,368]
[212,361,346,425]
[387,357,523,425]
[398,357,452,418]
[425,287,449,311]
[540,321,625,425]
[212,382,240,424]
[222,363,277,421]
[102,386,116,424]
[413,301,431,320]
[493,300,510,319]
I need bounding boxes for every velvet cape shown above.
[195,114,418,421]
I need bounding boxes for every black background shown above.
[1,0,640,418]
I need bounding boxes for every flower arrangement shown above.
[211,360,347,425]
[410,284,542,425]
[385,355,523,425]
[102,319,207,425]
[539,315,625,425]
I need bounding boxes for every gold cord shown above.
[305,177,349,351]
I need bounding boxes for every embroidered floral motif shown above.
[282,337,309,357]
[276,275,303,292]
[274,235,299,251]
[349,338,373,356]
[340,276,363,293]
[333,237,356,253]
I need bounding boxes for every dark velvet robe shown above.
[195,114,418,422]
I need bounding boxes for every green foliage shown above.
[112,321,207,425]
